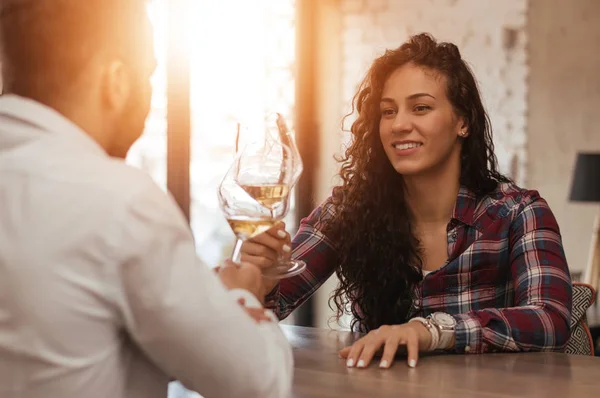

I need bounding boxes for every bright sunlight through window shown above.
[127,0,297,268]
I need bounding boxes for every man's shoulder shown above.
[6,142,163,212]
[53,152,160,207]
[78,156,161,202]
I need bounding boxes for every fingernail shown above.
[409,359,416,368]
[282,244,291,253]
[346,359,354,368]
[277,230,287,238]
[379,360,389,368]
[357,360,365,368]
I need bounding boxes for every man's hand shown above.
[237,297,272,324]
[217,260,265,302]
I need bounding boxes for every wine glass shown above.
[262,112,306,277]
[219,136,307,279]
[266,112,303,187]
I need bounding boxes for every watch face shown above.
[433,312,456,327]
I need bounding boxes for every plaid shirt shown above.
[266,182,572,354]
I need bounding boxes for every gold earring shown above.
[460,130,467,137]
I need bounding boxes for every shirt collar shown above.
[450,185,478,227]
[0,94,107,157]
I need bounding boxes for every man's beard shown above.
[109,87,151,159]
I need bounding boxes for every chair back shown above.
[565,282,597,355]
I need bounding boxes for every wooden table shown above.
[283,325,600,398]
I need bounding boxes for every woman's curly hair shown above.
[324,33,510,332]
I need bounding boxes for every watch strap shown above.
[408,317,439,351]
[427,313,456,350]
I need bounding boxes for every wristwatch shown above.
[427,312,457,350]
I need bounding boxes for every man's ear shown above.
[101,60,131,112]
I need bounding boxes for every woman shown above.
[241,33,572,369]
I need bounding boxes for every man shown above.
[0,1,292,397]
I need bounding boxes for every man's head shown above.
[0,0,156,158]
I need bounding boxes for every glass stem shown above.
[276,252,285,265]
[272,211,285,265]
[231,238,244,263]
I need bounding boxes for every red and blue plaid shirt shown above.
[266,182,573,354]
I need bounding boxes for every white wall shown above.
[339,0,529,182]
[527,0,600,275]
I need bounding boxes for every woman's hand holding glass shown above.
[240,222,292,294]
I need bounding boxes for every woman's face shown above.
[378,63,466,177]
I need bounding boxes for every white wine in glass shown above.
[219,138,293,264]
[261,113,307,278]
[226,216,277,241]
[241,183,290,211]
[221,119,307,279]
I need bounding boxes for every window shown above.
[126,0,168,190]
[127,0,296,269]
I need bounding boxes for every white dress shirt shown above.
[0,95,293,398]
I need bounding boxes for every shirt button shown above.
[465,346,471,353]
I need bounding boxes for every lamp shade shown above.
[569,152,600,202]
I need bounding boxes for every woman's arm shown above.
[340,196,573,369]
[264,200,340,320]
[451,197,572,353]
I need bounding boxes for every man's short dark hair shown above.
[0,0,149,100]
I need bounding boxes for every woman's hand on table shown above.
[339,322,432,369]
